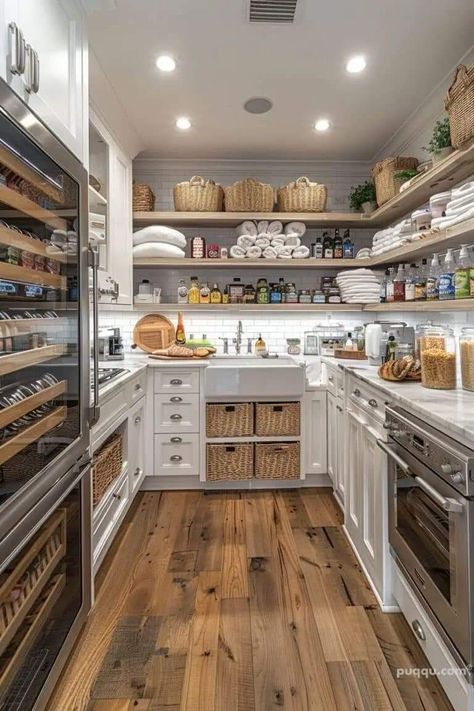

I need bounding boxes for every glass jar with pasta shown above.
[460,327,474,392]
[417,324,456,390]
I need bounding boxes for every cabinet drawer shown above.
[130,372,147,403]
[154,394,199,433]
[154,434,199,476]
[93,470,129,558]
[326,367,337,396]
[336,371,344,400]
[154,369,200,394]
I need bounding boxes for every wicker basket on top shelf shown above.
[372,157,419,206]
[173,176,224,212]
[133,182,155,211]
[277,177,327,212]
[224,178,274,212]
[445,64,474,149]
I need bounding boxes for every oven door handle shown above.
[376,440,410,473]
[414,476,464,514]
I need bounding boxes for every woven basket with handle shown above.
[173,176,224,212]
[207,443,254,480]
[133,182,155,211]
[372,157,419,206]
[277,177,328,212]
[445,64,474,149]
[224,178,274,212]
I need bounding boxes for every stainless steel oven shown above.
[381,405,474,677]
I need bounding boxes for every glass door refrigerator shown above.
[0,81,92,710]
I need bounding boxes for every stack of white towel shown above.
[336,268,381,304]
[132,226,186,259]
[230,220,310,259]
[370,218,414,256]
[431,181,474,231]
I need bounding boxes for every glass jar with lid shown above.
[416,323,456,389]
[460,327,474,391]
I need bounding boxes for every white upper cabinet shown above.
[0,0,87,162]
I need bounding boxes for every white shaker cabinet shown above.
[326,392,337,484]
[0,0,88,162]
[108,142,133,305]
[304,390,327,476]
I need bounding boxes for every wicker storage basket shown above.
[133,182,155,211]
[445,64,474,149]
[255,402,300,437]
[207,443,254,481]
[173,176,224,212]
[92,432,123,506]
[224,178,274,212]
[255,442,300,480]
[372,157,419,206]
[277,177,328,212]
[206,402,254,438]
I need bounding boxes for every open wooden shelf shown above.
[0,224,67,263]
[133,257,368,269]
[133,302,364,312]
[365,299,474,312]
[0,380,67,429]
[89,184,107,210]
[0,262,65,290]
[0,405,67,466]
[0,144,64,204]
[0,185,67,230]
[0,344,64,376]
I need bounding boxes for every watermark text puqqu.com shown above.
[396,667,469,679]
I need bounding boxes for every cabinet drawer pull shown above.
[170,413,183,421]
[135,383,142,391]
[328,376,334,382]
[411,619,426,641]
[170,396,183,403]
[170,378,183,385]
[170,436,182,443]
[170,455,183,462]
[353,388,361,397]
[134,416,142,424]
[336,405,343,412]
[112,493,122,500]
[134,467,142,477]
[9,23,25,75]
[368,399,378,408]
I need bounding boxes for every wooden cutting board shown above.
[132,314,175,353]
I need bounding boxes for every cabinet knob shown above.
[112,493,121,500]
[368,399,378,408]
[336,405,343,412]
[171,436,182,443]
[353,388,361,397]
[170,396,183,403]
[135,383,142,391]
[134,416,141,424]
[170,413,182,421]
[170,455,183,462]
[328,376,334,382]
[170,379,183,385]
[134,467,142,477]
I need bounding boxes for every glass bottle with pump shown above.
[427,254,441,301]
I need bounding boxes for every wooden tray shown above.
[334,349,367,360]
[0,406,67,466]
[132,313,175,353]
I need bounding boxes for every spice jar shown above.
[417,324,456,390]
[460,327,474,392]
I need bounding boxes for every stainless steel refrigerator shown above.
[0,80,92,710]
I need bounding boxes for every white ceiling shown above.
[87,0,474,160]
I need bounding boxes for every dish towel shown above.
[236,221,257,237]
[263,246,278,258]
[257,220,269,234]
[246,245,262,259]
[284,221,306,236]
[285,234,301,247]
[237,234,256,250]
[268,220,283,236]
[230,245,247,258]
[292,245,310,258]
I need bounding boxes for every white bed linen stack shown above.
[132,225,187,259]
[431,181,474,230]
[336,268,381,304]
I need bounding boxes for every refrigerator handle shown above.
[88,247,100,427]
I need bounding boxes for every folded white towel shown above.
[246,245,262,259]
[284,234,301,248]
[435,205,474,230]
[446,200,474,217]
[257,220,269,234]
[230,245,247,258]
[236,221,257,237]
[292,245,310,258]
[256,237,270,248]
[446,193,474,212]
[284,221,306,236]
[452,181,474,199]
[263,246,278,259]
[268,221,283,236]
[237,235,256,250]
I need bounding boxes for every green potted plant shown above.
[423,117,452,164]
[349,180,377,214]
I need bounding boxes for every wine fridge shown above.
[0,80,91,709]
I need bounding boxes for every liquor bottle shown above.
[313,237,323,259]
[323,231,333,259]
[279,277,286,302]
[177,279,188,304]
[386,267,395,303]
[188,276,200,304]
[270,282,282,304]
[210,283,222,303]
[343,229,354,258]
[199,282,211,303]
[176,311,186,344]
[334,228,343,259]
[427,254,441,301]
[222,286,230,304]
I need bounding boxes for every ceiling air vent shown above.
[249,0,298,23]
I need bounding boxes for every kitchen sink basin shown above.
[204,355,305,398]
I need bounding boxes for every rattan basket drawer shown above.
[207,443,254,481]
[255,442,300,480]
[92,432,123,507]
[255,402,300,437]
[206,402,254,438]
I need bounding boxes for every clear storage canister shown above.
[416,324,456,390]
[460,327,474,391]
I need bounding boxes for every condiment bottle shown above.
[187,276,200,304]
[455,244,471,300]
[176,311,186,344]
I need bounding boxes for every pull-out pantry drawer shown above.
[93,469,129,566]
[154,394,199,433]
[154,434,199,476]
[154,369,200,394]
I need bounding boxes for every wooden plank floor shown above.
[48,490,453,711]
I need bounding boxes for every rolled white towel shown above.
[256,236,270,248]
[236,221,257,237]
[284,221,306,237]
[263,246,278,259]
[452,181,474,199]
[268,220,283,236]
[246,245,262,259]
[257,232,271,240]
[230,245,247,258]
[257,220,269,234]
[271,237,285,247]
[284,234,301,248]
[292,245,310,259]
[276,245,294,258]
[237,234,256,250]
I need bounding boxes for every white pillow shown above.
[133,225,186,249]
[133,242,185,258]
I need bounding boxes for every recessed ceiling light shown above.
[314,118,330,132]
[156,55,176,72]
[243,97,273,114]
[346,55,367,74]
[176,116,191,130]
